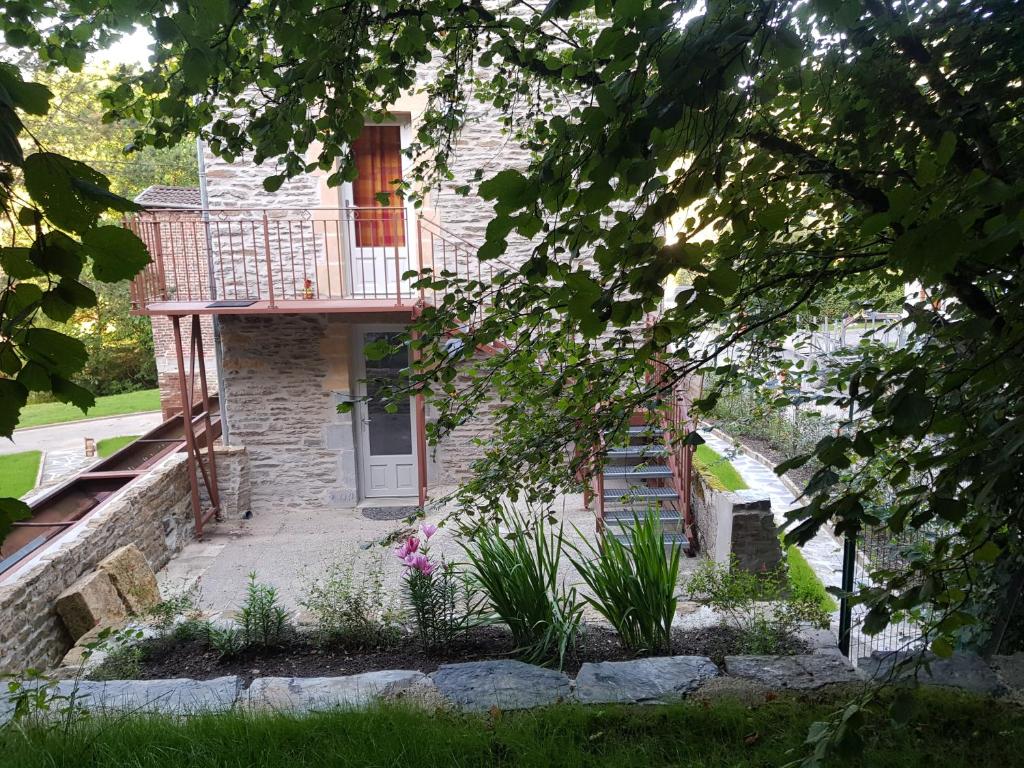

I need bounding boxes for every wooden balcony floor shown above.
[136,299,421,317]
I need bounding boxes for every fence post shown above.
[838,531,857,657]
[262,211,276,309]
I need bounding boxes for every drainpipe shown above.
[197,138,231,444]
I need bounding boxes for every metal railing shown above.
[127,207,493,311]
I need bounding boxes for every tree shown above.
[0,54,152,537]
[5,1,1023,758]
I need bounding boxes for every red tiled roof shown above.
[134,185,202,209]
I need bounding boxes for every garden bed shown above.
[92,624,812,684]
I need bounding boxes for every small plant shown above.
[172,617,213,643]
[461,506,581,668]
[88,642,144,681]
[238,572,289,648]
[301,557,401,648]
[207,625,246,659]
[685,557,830,654]
[145,587,202,632]
[396,524,475,651]
[570,510,680,654]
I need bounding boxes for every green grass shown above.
[96,435,139,457]
[17,389,160,429]
[786,543,839,613]
[3,691,1022,768]
[693,444,749,492]
[0,450,42,498]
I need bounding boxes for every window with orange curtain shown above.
[351,125,406,247]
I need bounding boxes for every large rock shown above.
[431,660,571,711]
[857,651,1005,696]
[97,544,161,614]
[62,677,241,714]
[55,570,127,641]
[992,654,1024,703]
[246,671,435,712]
[725,650,859,690]
[575,656,720,704]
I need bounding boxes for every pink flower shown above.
[395,535,421,560]
[421,523,438,540]
[410,553,434,576]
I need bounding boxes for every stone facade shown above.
[0,448,251,673]
[691,472,783,572]
[216,313,496,509]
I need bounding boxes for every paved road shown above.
[0,411,164,456]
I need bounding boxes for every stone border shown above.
[5,651,1020,723]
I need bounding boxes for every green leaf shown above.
[29,231,85,278]
[21,328,87,377]
[51,377,95,411]
[0,497,31,543]
[0,247,41,279]
[862,604,890,635]
[82,226,151,282]
[16,361,51,392]
[0,64,52,115]
[479,169,531,208]
[0,378,28,438]
[22,152,114,233]
[974,541,1001,563]
[931,636,954,658]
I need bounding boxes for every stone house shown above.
[132,88,523,516]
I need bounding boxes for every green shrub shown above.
[301,558,401,649]
[570,511,680,654]
[239,573,289,648]
[693,444,748,492]
[685,557,830,654]
[207,625,245,659]
[461,506,581,668]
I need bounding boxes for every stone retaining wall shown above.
[691,473,783,571]
[6,650,1020,723]
[0,447,250,674]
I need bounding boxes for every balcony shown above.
[127,207,488,317]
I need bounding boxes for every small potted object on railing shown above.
[303,278,314,300]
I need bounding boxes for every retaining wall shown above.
[691,473,783,572]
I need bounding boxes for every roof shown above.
[134,185,202,210]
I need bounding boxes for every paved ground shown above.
[0,411,162,456]
[158,490,706,621]
[699,430,845,603]
[5,411,163,499]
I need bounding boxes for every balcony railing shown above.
[127,207,492,312]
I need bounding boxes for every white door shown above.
[355,328,417,498]
[343,124,417,299]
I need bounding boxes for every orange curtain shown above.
[352,126,406,247]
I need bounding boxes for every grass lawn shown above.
[786,544,839,613]
[694,443,749,492]
[17,389,160,430]
[3,691,1021,768]
[693,443,836,613]
[97,435,140,457]
[0,450,42,498]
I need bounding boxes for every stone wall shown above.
[218,314,359,510]
[691,472,783,572]
[0,448,251,673]
[1,456,193,673]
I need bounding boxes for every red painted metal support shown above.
[171,314,221,538]
[192,314,221,516]
[262,211,276,309]
[172,315,205,537]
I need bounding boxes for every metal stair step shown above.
[606,446,666,459]
[602,486,677,501]
[609,530,692,553]
[602,465,672,479]
[603,510,682,527]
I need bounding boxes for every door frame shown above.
[340,120,418,299]
[352,324,418,499]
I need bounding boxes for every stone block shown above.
[992,654,1024,703]
[857,651,1006,696]
[575,656,719,704]
[246,671,435,712]
[58,677,242,714]
[431,660,571,711]
[55,570,127,642]
[725,651,859,690]
[97,544,161,614]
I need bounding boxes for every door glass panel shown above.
[364,332,412,456]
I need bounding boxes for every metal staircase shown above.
[584,376,699,556]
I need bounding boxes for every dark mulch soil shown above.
[118,625,810,684]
